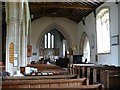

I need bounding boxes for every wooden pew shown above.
[69,64,120,89]
[2,84,103,90]
[27,64,61,69]
[25,64,68,75]
[47,84,103,90]
[2,78,87,88]
[90,65,120,89]
[90,65,120,82]
[100,70,120,89]
[2,78,103,90]
[68,64,95,79]
[2,74,77,81]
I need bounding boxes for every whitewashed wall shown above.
[77,2,119,66]
[96,2,119,66]
[0,2,2,62]
[118,2,120,65]
[77,13,96,64]
[31,2,120,66]
[31,17,77,61]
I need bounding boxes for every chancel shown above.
[1,0,120,90]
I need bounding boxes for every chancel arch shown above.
[37,23,72,60]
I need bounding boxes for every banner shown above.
[27,45,32,57]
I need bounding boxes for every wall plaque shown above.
[111,35,119,46]
[9,42,14,63]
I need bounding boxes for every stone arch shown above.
[36,23,72,50]
[79,32,90,55]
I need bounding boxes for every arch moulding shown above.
[36,23,72,50]
[79,32,89,55]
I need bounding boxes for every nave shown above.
[1,63,103,90]
[1,62,120,90]
[1,0,120,90]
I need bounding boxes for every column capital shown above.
[6,17,19,24]
[18,20,23,24]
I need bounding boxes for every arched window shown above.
[51,35,54,48]
[83,37,90,63]
[44,33,54,49]
[44,34,47,48]
[48,33,51,48]
[96,8,110,54]
[80,32,90,63]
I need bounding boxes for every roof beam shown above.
[29,2,95,10]
[31,12,82,23]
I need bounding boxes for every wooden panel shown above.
[72,82,78,87]
[68,82,76,87]
[109,76,120,89]
[2,78,87,88]
[40,84,50,88]
[60,83,68,87]
[29,84,36,88]
[2,80,103,90]
[78,82,84,86]
[49,83,59,88]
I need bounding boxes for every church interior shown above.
[0,0,120,90]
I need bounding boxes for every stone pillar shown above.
[21,1,29,66]
[5,2,19,75]
[18,2,24,68]
[5,1,30,75]
[25,1,31,65]
[27,19,32,64]
[21,20,27,66]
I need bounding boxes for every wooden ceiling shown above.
[2,1,104,24]
[29,1,104,23]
